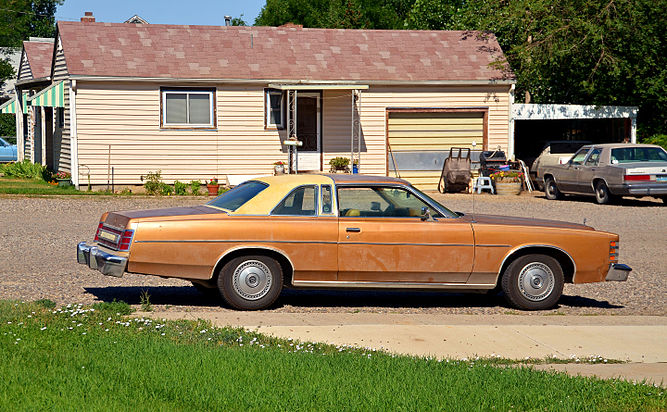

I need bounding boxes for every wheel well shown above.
[211,248,294,287]
[592,177,606,189]
[543,174,554,183]
[499,247,575,284]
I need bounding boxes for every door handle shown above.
[346,227,361,233]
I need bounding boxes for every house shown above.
[6,14,515,190]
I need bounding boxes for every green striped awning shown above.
[30,81,65,108]
[0,98,17,114]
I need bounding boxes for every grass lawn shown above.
[0,301,664,411]
[0,177,102,195]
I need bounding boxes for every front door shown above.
[336,186,474,283]
[296,93,321,171]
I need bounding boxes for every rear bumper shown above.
[605,263,631,282]
[610,183,667,196]
[77,242,127,278]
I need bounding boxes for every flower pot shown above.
[495,181,522,195]
[206,184,220,196]
[352,164,359,174]
[56,178,72,188]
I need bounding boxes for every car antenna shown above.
[471,142,477,223]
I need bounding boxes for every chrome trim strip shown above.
[342,242,473,247]
[292,280,495,290]
[496,244,577,284]
[476,244,511,248]
[136,239,338,245]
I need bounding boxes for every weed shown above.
[174,180,187,196]
[142,170,163,195]
[92,300,133,316]
[218,186,229,195]
[189,180,201,195]
[139,290,153,312]
[0,160,49,180]
[159,183,174,196]
[34,299,56,309]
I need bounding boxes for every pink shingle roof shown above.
[57,21,513,82]
[23,41,54,79]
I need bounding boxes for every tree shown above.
[407,0,665,137]
[0,0,63,47]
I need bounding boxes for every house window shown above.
[265,88,285,129]
[161,88,215,128]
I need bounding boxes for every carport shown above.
[511,104,638,167]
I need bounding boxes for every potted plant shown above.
[54,171,72,187]
[273,161,286,175]
[206,178,219,196]
[490,170,523,195]
[329,157,350,173]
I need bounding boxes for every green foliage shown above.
[189,180,201,195]
[91,300,133,316]
[0,160,48,180]
[0,114,15,139]
[0,0,63,47]
[33,299,55,309]
[218,186,230,195]
[641,134,667,150]
[0,300,664,411]
[329,156,350,169]
[142,170,162,195]
[255,0,417,29]
[139,290,153,312]
[173,180,187,196]
[159,183,173,196]
[230,15,246,26]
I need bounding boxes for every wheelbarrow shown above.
[438,147,472,193]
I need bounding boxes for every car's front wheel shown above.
[217,255,283,310]
[544,177,562,200]
[501,254,564,310]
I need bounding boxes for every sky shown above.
[55,0,267,26]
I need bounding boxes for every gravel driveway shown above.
[0,192,665,315]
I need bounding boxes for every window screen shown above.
[162,89,214,127]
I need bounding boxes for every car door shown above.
[336,185,474,284]
[558,147,590,192]
[0,138,11,162]
[577,148,602,194]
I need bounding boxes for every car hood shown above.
[463,214,593,231]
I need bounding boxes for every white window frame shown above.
[161,88,215,128]
[265,88,285,129]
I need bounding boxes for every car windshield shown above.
[206,181,268,211]
[611,147,667,163]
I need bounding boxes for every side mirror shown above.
[420,207,433,221]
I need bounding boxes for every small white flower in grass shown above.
[82,332,86,335]
[105,329,109,332]
[40,327,47,331]
[161,333,165,336]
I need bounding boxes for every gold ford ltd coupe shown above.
[77,174,630,310]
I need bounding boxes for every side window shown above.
[161,88,215,128]
[570,148,589,165]
[584,148,602,166]
[338,187,440,218]
[265,88,285,129]
[321,185,334,214]
[272,185,318,216]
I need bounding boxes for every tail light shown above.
[609,241,619,262]
[93,222,104,242]
[624,174,650,181]
[119,230,134,251]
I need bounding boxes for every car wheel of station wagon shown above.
[501,254,564,310]
[544,177,562,200]
[217,255,283,310]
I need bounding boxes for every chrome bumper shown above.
[77,242,127,278]
[605,263,631,282]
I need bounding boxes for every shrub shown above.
[159,183,174,196]
[218,186,230,195]
[1,160,49,180]
[329,157,350,170]
[189,180,201,195]
[142,170,162,195]
[641,134,667,150]
[174,180,187,196]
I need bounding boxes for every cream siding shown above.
[17,51,32,81]
[52,38,71,173]
[74,82,511,186]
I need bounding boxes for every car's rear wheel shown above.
[594,180,616,204]
[544,177,562,200]
[217,255,283,310]
[501,254,564,310]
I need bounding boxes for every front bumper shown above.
[77,242,127,278]
[605,263,631,282]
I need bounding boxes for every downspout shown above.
[15,87,23,161]
[69,79,79,188]
[508,84,516,160]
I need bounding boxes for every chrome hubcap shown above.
[518,262,554,301]
[232,260,272,301]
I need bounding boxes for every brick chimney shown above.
[81,12,95,23]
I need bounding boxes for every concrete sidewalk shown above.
[150,311,667,386]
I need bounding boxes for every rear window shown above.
[611,147,667,163]
[206,181,268,211]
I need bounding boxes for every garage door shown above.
[387,111,485,190]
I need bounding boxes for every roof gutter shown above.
[16,76,51,87]
[68,74,515,86]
